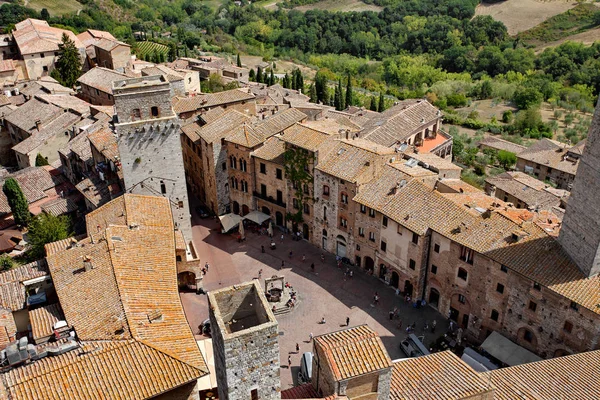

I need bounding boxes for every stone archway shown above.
[404,280,413,297]
[232,201,240,215]
[242,204,250,216]
[177,271,196,291]
[262,206,271,215]
[276,211,283,226]
[302,223,309,240]
[429,288,440,309]
[390,271,400,288]
[336,235,347,258]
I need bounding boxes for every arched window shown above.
[323,206,327,221]
[231,177,235,187]
[457,268,468,281]
[229,156,234,168]
[322,229,328,237]
[323,185,330,196]
[241,160,247,172]
[232,157,237,169]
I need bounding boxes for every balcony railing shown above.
[253,191,286,208]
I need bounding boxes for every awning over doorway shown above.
[219,213,243,232]
[480,332,542,367]
[243,210,271,225]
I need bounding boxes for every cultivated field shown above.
[294,0,382,13]
[240,55,316,79]
[136,41,169,59]
[474,0,578,36]
[26,0,81,16]
[535,26,600,52]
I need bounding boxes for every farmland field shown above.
[474,0,577,36]
[294,0,382,13]
[26,0,81,16]
[136,41,169,59]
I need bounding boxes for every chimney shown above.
[83,255,93,271]
[35,119,42,131]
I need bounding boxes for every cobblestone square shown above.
[181,216,447,390]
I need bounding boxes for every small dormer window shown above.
[132,108,141,121]
[151,106,159,117]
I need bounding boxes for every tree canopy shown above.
[2,178,29,227]
[53,33,82,88]
[27,213,72,259]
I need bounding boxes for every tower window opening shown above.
[151,106,159,118]
[160,181,166,194]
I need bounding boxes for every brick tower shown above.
[559,98,600,277]
[208,281,281,400]
[113,75,192,240]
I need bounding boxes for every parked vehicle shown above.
[298,352,313,384]
[400,334,430,358]
[195,206,210,218]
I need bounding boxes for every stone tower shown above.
[559,98,600,277]
[208,280,281,400]
[113,75,192,241]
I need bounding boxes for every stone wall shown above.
[80,83,114,106]
[227,142,255,215]
[254,157,287,226]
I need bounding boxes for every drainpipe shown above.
[420,229,433,302]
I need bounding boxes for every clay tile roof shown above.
[88,127,119,161]
[406,152,462,172]
[361,100,441,147]
[251,136,286,164]
[390,351,492,399]
[12,111,81,155]
[13,19,84,55]
[517,138,580,175]
[478,136,527,155]
[225,122,263,148]
[172,89,255,114]
[4,97,61,133]
[253,108,307,139]
[485,172,562,209]
[483,350,600,399]
[316,140,393,183]
[0,260,48,311]
[29,303,64,341]
[281,383,320,399]
[184,110,251,144]
[36,94,92,116]
[0,167,58,215]
[40,197,79,217]
[142,65,183,82]
[77,67,128,94]
[280,123,334,152]
[94,37,129,52]
[0,340,202,400]
[314,325,392,381]
[199,106,227,125]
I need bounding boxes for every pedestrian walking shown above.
[281,234,284,243]
[389,310,394,320]
[346,316,350,326]
[296,343,299,352]
[302,254,306,262]
[205,262,209,271]
[309,333,313,341]
[261,245,265,253]
[320,317,326,324]
[395,288,400,296]
[201,268,206,275]
[349,270,353,279]
[281,260,285,269]
[258,269,263,279]
[397,319,402,330]
[288,355,291,368]
[424,321,429,331]
[289,250,293,258]
[311,263,315,272]
[321,253,325,262]
[432,320,437,333]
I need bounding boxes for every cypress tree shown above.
[338,79,345,110]
[256,67,263,83]
[378,92,385,112]
[35,153,48,166]
[309,83,317,103]
[54,33,82,88]
[369,96,378,112]
[269,69,275,86]
[236,53,242,67]
[334,83,341,111]
[2,178,29,227]
[345,74,353,108]
[249,68,256,81]
[295,69,304,92]
[283,72,290,88]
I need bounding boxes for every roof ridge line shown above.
[136,338,207,375]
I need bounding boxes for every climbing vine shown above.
[283,146,314,225]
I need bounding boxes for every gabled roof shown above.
[35,94,92,116]
[517,138,580,175]
[0,340,202,400]
[182,110,251,144]
[0,167,60,215]
[251,136,286,164]
[485,171,564,209]
[94,37,130,52]
[361,100,441,147]
[29,302,64,341]
[13,19,84,55]
[142,65,184,82]
[77,67,128,94]
[314,325,392,381]
[478,136,527,155]
[253,108,307,139]
[280,123,333,152]
[316,139,393,183]
[4,97,61,133]
[224,123,263,148]
[172,89,255,114]
[12,111,81,155]
[0,260,48,312]
[390,351,492,400]
[88,127,119,161]
[483,350,600,399]
[46,194,207,374]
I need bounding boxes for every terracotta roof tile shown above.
[517,138,580,175]
[4,97,61,133]
[483,350,600,399]
[251,136,286,164]
[0,167,59,215]
[77,67,128,94]
[281,383,320,399]
[314,325,392,381]
[316,140,393,183]
[478,136,527,154]
[1,340,202,400]
[29,303,64,341]
[172,89,255,114]
[486,172,564,209]
[0,260,48,311]
[13,19,84,55]
[88,127,119,161]
[12,111,81,155]
[40,197,79,217]
[361,100,441,147]
[280,123,334,152]
[390,351,492,400]
[183,110,251,144]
